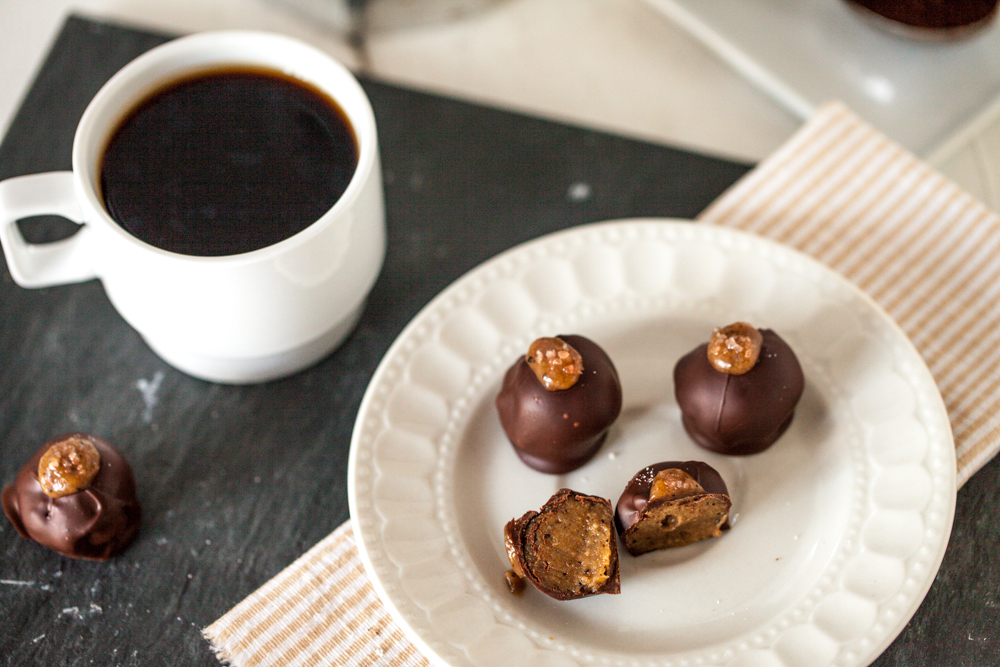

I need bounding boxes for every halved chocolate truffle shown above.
[496,335,622,473]
[2,433,141,560]
[674,324,804,455]
[616,461,731,556]
[504,488,620,600]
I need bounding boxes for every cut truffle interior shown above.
[505,488,620,600]
[621,494,730,556]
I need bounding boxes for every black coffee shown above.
[100,67,358,256]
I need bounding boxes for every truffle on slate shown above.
[496,335,622,474]
[616,461,731,556]
[504,488,620,600]
[674,323,804,455]
[2,433,141,560]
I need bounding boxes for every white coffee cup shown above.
[0,31,385,384]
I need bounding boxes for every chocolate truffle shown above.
[616,461,731,556]
[504,488,620,600]
[2,433,141,560]
[674,323,804,455]
[496,335,622,473]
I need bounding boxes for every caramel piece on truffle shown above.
[2,433,141,561]
[616,461,731,557]
[706,322,762,375]
[526,337,584,390]
[37,435,101,498]
[504,489,620,600]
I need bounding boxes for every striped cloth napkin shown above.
[203,100,1000,666]
[205,521,430,667]
[699,100,1000,488]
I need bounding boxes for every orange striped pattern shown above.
[204,522,431,667]
[700,101,1000,487]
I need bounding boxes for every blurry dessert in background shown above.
[844,0,999,40]
[269,0,501,32]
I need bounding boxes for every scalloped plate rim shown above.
[347,218,957,667]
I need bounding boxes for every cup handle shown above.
[0,172,97,288]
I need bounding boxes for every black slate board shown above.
[0,14,997,667]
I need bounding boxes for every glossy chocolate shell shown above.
[496,334,622,473]
[2,433,141,560]
[674,329,803,455]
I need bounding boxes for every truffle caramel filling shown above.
[649,468,705,502]
[523,496,613,594]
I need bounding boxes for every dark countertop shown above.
[1,14,997,667]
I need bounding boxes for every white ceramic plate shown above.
[348,219,956,667]
[642,0,1000,159]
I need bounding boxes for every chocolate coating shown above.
[2,433,141,560]
[616,460,729,533]
[674,329,803,455]
[496,334,622,473]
